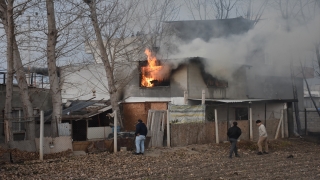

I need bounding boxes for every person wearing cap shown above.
[134,119,148,155]
[256,120,268,155]
[227,121,242,158]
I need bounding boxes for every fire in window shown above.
[140,49,171,87]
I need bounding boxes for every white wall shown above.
[35,136,73,154]
[87,126,112,140]
[60,64,110,103]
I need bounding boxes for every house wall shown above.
[206,102,286,141]
[245,64,304,109]
[304,97,320,108]
[295,111,320,134]
[60,65,110,103]
[0,85,52,111]
[122,102,168,131]
[187,62,248,99]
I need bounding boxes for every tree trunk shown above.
[85,0,123,127]
[46,0,61,137]
[291,66,301,135]
[4,0,14,142]
[316,44,320,69]
[13,38,35,140]
[0,0,35,140]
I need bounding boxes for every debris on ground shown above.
[0,138,319,179]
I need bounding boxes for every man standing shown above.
[256,120,268,155]
[134,119,148,155]
[227,121,242,158]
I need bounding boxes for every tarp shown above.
[169,104,205,123]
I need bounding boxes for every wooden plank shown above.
[147,110,166,147]
[275,110,283,139]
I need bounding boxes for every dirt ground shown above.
[1,138,320,180]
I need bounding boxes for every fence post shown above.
[167,110,170,147]
[215,109,219,144]
[249,106,253,141]
[40,110,44,161]
[114,110,117,153]
[283,103,288,137]
[281,109,284,138]
[305,108,307,135]
[201,90,205,105]
[184,91,188,105]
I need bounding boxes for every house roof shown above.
[62,100,97,115]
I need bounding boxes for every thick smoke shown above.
[161,3,320,81]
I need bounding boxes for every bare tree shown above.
[3,0,14,142]
[82,0,145,127]
[183,0,241,20]
[142,0,180,51]
[0,0,36,140]
[239,0,269,25]
[45,0,62,137]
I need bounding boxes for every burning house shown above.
[58,17,307,148]
[120,17,306,143]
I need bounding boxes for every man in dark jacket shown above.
[227,121,242,158]
[134,119,148,155]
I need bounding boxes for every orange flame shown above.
[141,49,163,87]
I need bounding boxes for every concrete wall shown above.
[0,85,52,111]
[304,97,320,108]
[8,140,36,152]
[295,111,320,134]
[35,124,52,138]
[35,136,73,154]
[0,84,52,143]
[87,126,112,140]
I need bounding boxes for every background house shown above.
[0,82,52,144]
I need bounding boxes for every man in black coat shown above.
[227,121,242,158]
[134,119,148,155]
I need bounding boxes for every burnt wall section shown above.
[123,65,186,99]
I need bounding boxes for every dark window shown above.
[235,108,248,120]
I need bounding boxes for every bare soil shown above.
[1,138,320,180]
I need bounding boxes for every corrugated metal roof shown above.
[97,105,112,112]
[62,101,96,115]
